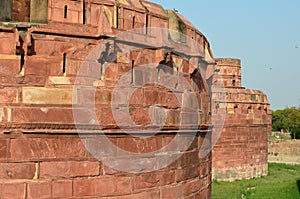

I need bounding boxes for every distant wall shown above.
[212,58,272,182]
[268,140,300,165]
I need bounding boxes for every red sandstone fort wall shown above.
[268,140,300,165]
[0,133,212,199]
[0,0,272,195]
[0,0,214,198]
[212,58,272,181]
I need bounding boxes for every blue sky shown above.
[151,0,300,110]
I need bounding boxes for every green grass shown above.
[212,163,300,199]
[268,135,292,140]
[268,132,292,140]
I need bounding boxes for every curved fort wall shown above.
[212,58,272,181]
[0,0,214,198]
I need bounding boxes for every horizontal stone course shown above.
[0,131,211,198]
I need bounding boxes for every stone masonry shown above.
[212,58,272,181]
[0,0,215,198]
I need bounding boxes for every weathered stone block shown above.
[30,0,48,23]
[115,177,132,195]
[183,179,203,196]
[22,87,76,105]
[47,76,72,85]
[40,161,100,179]
[133,170,175,190]
[0,163,36,179]
[159,90,180,108]
[182,92,199,111]
[73,178,95,197]
[24,56,62,76]
[52,180,72,198]
[166,10,187,44]
[27,182,52,199]
[0,139,9,159]
[0,183,26,199]
[96,107,117,127]
[66,59,100,78]
[11,107,78,124]
[10,138,86,160]
[0,33,16,54]
[12,0,31,22]
[117,136,163,154]
[0,0,12,21]
[165,109,180,125]
[129,107,151,126]
[0,88,19,103]
[144,88,159,106]
[74,176,119,197]
[77,88,112,105]
[105,62,119,80]
[181,112,199,125]
[129,88,144,105]
[160,184,184,199]
[0,55,20,75]
[175,165,200,182]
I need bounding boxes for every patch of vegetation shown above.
[268,132,292,140]
[272,107,300,139]
[212,163,300,199]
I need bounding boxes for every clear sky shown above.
[151,0,300,110]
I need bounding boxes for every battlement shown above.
[0,0,211,52]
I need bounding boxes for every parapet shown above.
[0,0,214,61]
